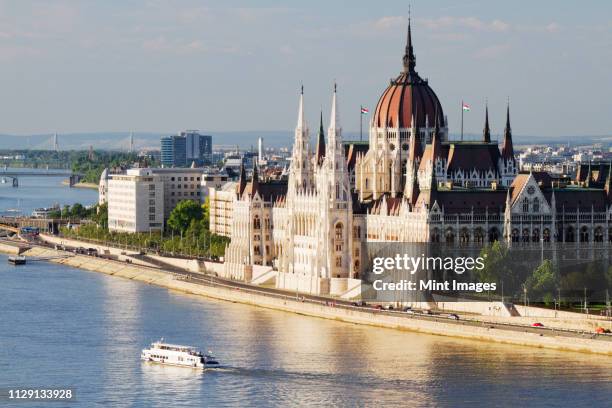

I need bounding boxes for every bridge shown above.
[0,216,77,234]
[0,169,83,187]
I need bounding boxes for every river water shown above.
[1,176,612,407]
[0,170,97,215]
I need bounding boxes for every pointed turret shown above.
[238,162,247,197]
[406,160,420,205]
[288,85,311,194]
[605,162,612,200]
[315,110,326,165]
[402,13,417,74]
[430,114,442,161]
[250,162,260,196]
[327,82,342,154]
[501,103,514,159]
[407,114,421,163]
[296,85,305,130]
[483,104,491,143]
[585,161,592,187]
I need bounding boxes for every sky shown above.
[1,0,611,139]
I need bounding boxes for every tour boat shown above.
[141,340,219,369]
[8,255,26,265]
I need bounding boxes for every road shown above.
[30,237,612,344]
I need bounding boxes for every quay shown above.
[1,236,611,356]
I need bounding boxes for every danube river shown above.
[0,170,98,215]
[1,176,612,407]
[1,258,612,407]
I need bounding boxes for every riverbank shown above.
[61,180,98,189]
[5,242,611,356]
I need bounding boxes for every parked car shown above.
[448,313,460,320]
[374,305,383,310]
[595,327,611,334]
[384,305,394,310]
[531,322,544,327]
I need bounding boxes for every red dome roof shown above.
[373,20,444,129]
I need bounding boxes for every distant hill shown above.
[0,131,609,150]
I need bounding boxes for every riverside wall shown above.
[8,245,612,356]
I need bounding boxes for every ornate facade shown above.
[218,19,611,296]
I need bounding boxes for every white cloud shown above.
[419,16,510,32]
[371,16,407,31]
[473,43,511,59]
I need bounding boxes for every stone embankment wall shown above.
[9,245,612,356]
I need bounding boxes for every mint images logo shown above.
[371,254,486,275]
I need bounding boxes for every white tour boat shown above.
[141,340,219,369]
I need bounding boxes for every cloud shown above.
[371,16,407,31]
[473,43,511,59]
[419,16,511,32]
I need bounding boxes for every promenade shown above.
[3,237,612,356]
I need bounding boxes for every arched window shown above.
[488,228,499,242]
[595,227,604,242]
[253,216,261,230]
[565,227,575,242]
[580,226,589,243]
[335,223,343,240]
[445,228,455,244]
[522,197,529,213]
[335,256,342,267]
[543,228,551,242]
[522,228,530,243]
[533,198,540,213]
[532,228,540,242]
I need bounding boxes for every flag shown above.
[361,106,369,114]
[462,103,471,112]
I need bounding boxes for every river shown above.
[0,176,611,407]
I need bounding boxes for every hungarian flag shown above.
[361,106,369,114]
[462,103,471,112]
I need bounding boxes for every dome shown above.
[373,20,444,129]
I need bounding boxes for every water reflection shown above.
[1,259,611,407]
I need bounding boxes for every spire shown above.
[408,114,421,162]
[605,161,612,199]
[402,8,416,74]
[406,159,420,205]
[296,84,305,130]
[238,162,247,197]
[251,161,260,196]
[328,82,341,151]
[430,111,442,161]
[585,161,592,187]
[316,110,326,164]
[330,82,340,130]
[483,103,491,143]
[502,102,514,159]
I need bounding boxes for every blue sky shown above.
[1,0,611,138]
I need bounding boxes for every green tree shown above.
[525,259,557,303]
[167,200,203,234]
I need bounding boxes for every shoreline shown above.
[4,241,611,356]
[61,180,98,189]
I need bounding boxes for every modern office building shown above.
[107,168,164,233]
[161,135,187,167]
[184,130,213,165]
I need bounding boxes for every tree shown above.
[202,197,210,230]
[524,259,557,303]
[167,200,203,234]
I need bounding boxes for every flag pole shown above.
[461,100,464,141]
[360,105,363,141]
